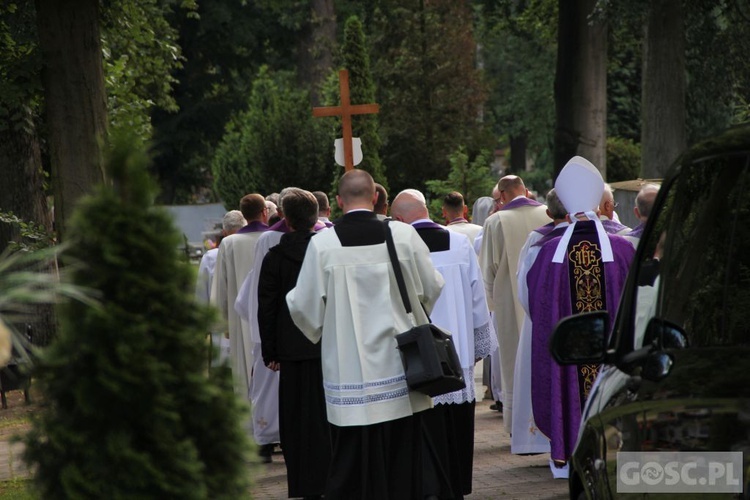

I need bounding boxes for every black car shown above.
[551,125,750,499]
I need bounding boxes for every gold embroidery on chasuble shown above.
[579,364,599,400]
[569,240,604,313]
[568,239,604,402]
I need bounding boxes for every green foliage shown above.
[23,132,251,499]
[150,0,300,203]
[102,0,190,145]
[606,136,641,182]
[607,5,642,141]
[477,0,557,174]
[339,15,387,188]
[0,245,95,334]
[0,212,53,252]
[212,66,334,209]
[684,1,749,143]
[370,0,491,194]
[425,147,497,220]
[0,2,42,135]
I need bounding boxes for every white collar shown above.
[552,211,613,264]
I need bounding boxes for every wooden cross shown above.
[312,69,380,171]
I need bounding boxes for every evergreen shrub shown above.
[606,137,642,182]
[24,133,251,499]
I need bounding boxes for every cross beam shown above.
[313,69,379,171]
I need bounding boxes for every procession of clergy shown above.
[195,156,659,499]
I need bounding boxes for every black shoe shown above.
[258,443,274,463]
[489,401,503,412]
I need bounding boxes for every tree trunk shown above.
[0,109,51,251]
[509,134,528,174]
[299,0,336,105]
[35,0,108,242]
[554,0,608,179]
[641,0,686,178]
[0,108,57,346]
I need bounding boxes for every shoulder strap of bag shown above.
[384,220,413,314]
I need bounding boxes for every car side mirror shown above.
[641,352,674,381]
[550,311,609,365]
[643,318,688,349]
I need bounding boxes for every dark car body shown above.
[551,126,750,499]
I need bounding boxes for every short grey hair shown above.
[222,210,246,232]
[546,188,567,219]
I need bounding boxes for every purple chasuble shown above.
[531,224,569,248]
[412,220,444,230]
[501,197,543,211]
[270,218,326,233]
[628,222,645,239]
[526,221,635,461]
[237,220,269,234]
[532,222,556,237]
[600,218,629,234]
[268,219,290,233]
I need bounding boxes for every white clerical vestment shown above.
[421,229,496,405]
[195,248,218,304]
[446,220,483,247]
[287,220,444,427]
[210,231,264,402]
[234,230,283,446]
[511,224,568,454]
[479,200,549,430]
[195,248,230,365]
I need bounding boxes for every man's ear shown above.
[336,195,344,209]
[462,205,469,218]
[634,206,641,220]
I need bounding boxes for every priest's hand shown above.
[266,361,280,372]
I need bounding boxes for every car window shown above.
[633,153,750,348]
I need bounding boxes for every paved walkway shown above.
[252,398,568,498]
[252,367,568,499]
[0,378,568,499]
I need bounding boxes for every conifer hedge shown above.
[24,134,251,499]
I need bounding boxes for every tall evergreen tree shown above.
[23,133,251,499]
[370,0,489,194]
[212,66,333,207]
[425,147,496,220]
[339,15,387,189]
[478,0,557,175]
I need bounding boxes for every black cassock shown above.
[258,230,331,498]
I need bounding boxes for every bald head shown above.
[497,175,527,205]
[337,170,377,212]
[391,189,429,223]
[635,184,660,221]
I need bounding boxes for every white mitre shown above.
[551,156,614,263]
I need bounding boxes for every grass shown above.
[0,479,33,499]
[0,390,35,500]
